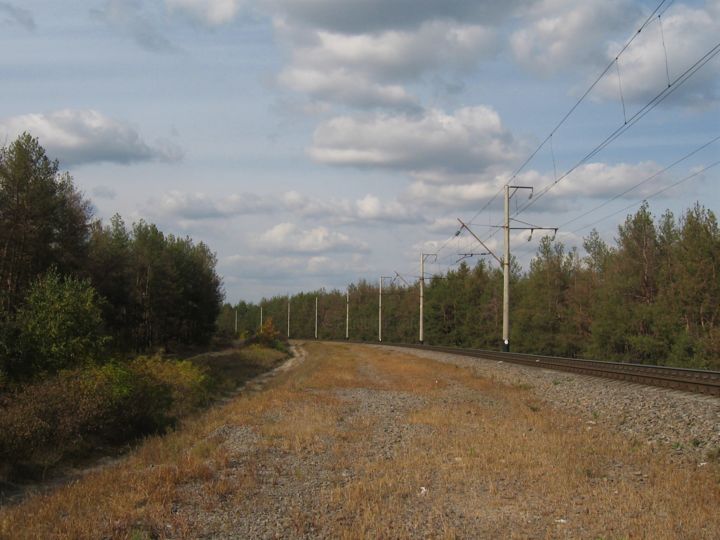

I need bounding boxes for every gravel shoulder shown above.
[380,344,720,462]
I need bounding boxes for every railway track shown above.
[368,342,720,397]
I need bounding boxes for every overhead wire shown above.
[503,0,672,185]
[558,134,720,229]
[427,0,713,275]
[513,38,720,217]
[437,0,674,261]
[570,160,720,234]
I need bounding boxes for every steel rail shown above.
[333,341,720,397]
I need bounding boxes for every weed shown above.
[706,447,720,462]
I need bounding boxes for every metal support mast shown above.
[419,253,436,344]
[503,185,511,352]
[345,289,349,340]
[314,296,318,339]
[458,187,555,352]
[287,294,291,339]
[379,276,393,342]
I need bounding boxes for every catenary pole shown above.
[419,253,436,344]
[378,277,382,342]
[287,294,290,339]
[314,296,318,339]
[420,253,424,344]
[345,289,349,340]
[379,276,393,342]
[503,185,510,352]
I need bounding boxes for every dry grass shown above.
[2,342,719,539]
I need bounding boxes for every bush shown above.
[251,317,287,351]
[12,270,108,379]
[129,356,210,419]
[0,357,210,471]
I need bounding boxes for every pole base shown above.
[502,342,510,352]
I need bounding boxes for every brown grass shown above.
[2,341,719,539]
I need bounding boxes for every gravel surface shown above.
[175,348,435,539]
[379,344,720,462]
[167,343,720,538]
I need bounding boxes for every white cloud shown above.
[511,0,636,74]
[593,2,720,105]
[166,0,243,25]
[276,19,497,109]
[281,190,422,223]
[403,160,677,215]
[356,194,409,221]
[510,0,720,107]
[427,217,461,233]
[149,188,423,225]
[151,191,273,220]
[405,179,506,209]
[254,223,368,254]
[0,109,182,166]
[310,106,523,176]
[520,161,670,200]
[278,68,419,111]
[286,22,497,82]
[221,252,369,284]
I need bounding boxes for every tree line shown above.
[0,133,223,381]
[222,202,719,369]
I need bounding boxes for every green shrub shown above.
[13,270,108,379]
[251,317,287,351]
[129,356,210,419]
[0,354,213,471]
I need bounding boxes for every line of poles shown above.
[251,186,557,349]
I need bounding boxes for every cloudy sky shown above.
[1,0,718,302]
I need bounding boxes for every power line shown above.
[558,134,720,229]
[505,0,672,185]
[514,39,720,217]
[570,160,720,234]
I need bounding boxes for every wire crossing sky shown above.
[1,0,718,300]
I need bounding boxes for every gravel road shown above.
[166,343,720,538]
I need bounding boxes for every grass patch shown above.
[187,344,287,395]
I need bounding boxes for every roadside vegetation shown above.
[242,202,720,369]
[2,342,718,538]
[0,133,286,488]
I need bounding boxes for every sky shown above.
[1,0,718,303]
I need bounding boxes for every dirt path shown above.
[2,342,719,539]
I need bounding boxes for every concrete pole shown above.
[314,296,318,339]
[378,277,383,342]
[345,289,349,340]
[260,305,263,329]
[419,252,424,344]
[503,185,510,352]
[287,294,291,339]
[234,308,238,335]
